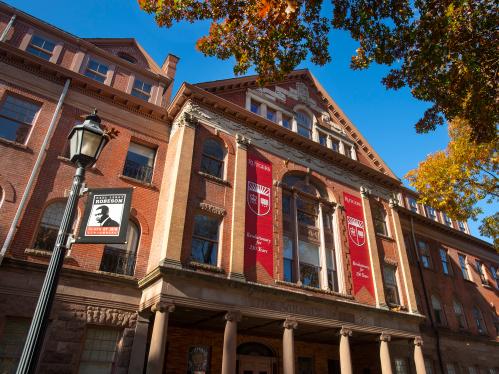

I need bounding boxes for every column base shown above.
[228,272,246,282]
[160,258,183,269]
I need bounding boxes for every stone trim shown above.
[283,318,298,330]
[379,333,391,342]
[414,336,424,346]
[189,261,225,273]
[198,171,231,186]
[236,134,251,149]
[86,306,137,327]
[151,301,175,314]
[339,327,353,337]
[199,201,227,216]
[225,311,242,322]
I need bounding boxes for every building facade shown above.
[0,3,497,374]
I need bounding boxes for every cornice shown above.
[0,2,171,84]
[0,42,169,123]
[398,207,496,252]
[168,84,401,191]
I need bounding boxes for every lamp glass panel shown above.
[81,129,101,158]
[69,128,82,159]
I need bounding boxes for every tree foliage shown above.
[406,118,498,247]
[138,0,498,142]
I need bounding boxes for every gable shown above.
[197,71,397,178]
[84,38,161,74]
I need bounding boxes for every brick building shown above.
[0,2,497,374]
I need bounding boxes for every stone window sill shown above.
[96,270,136,280]
[376,233,394,242]
[275,279,354,299]
[198,171,231,187]
[24,248,74,260]
[118,174,158,190]
[0,137,32,152]
[188,261,225,274]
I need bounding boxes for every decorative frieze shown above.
[199,201,227,216]
[86,306,137,327]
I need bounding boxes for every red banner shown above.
[343,192,374,296]
[244,152,273,276]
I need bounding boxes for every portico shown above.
[132,265,426,374]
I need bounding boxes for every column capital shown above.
[151,302,175,314]
[283,318,298,330]
[389,197,399,208]
[236,134,251,149]
[360,186,371,198]
[414,336,423,347]
[379,333,391,342]
[179,112,198,129]
[225,311,242,322]
[339,327,352,337]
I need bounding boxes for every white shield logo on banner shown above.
[247,181,271,216]
[347,216,365,247]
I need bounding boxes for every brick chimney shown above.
[161,54,179,104]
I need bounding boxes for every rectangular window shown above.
[191,214,219,265]
[131,79,152,101]
[425,206,437,220]
[318,132,328,146]
[330,138,340,152]
[123,142,155,183]
[439,248,452,275]
[0,95,40,144]
[418,240,431,269]
[298,240,320,288]
[383,264,400,305]
[408,198,419,213]
[26,34,55,60]
[453,300,467,329]
[250,100,261,114]
[266,108,277,122]
[0,318,30,373]
[283,236,294,282]
[457,221,466,232]
[442,213,452,226]
[296,111,312,139]
[78,327,119,374]
[475,260,488,285]
[459,254,470,280]
[373,205,388,236]
[344,144,353,158]
[394,358,409,374]
[84,59,109,83]
[490,265,499,288]
[282,115,292,129]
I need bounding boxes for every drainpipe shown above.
[410,216,446,374]
[0,78,71,265]
[0,14,16,42]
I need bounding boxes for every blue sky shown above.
[5,0,494,242]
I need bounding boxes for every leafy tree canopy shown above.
[138,0,498,142]
[406,118,498,247]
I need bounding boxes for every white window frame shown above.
[81,55,115,85]
[20,29,63,64]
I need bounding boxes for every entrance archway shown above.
[236,342,277,374]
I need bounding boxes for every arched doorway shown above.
[237,342,276,374]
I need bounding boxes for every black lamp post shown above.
[16,110,109,374]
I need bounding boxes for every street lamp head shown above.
[68,109,109,168]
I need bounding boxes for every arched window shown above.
[100,220,140,276]
[431,295,446,326]
[281,174,338,291]
[295,111,312,138]
[201,139,224,179]
[372,204,388,236]
[472,307,487,334]
[453,300,467,329]
[33,201,66,251]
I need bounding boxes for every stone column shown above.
[413,337,426,374]
[148,113,197,272]
[389,197,418,313]
[128,312,151,374]
[379,333,393,374]
[360,186,386,308]
[222,311,241,374]
[146,302,175,374]
[283,319,298,374]
[339,328,353,374]
[228,136,250,281]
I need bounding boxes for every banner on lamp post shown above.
[76,188,133,244]
[343,192,375,297]
[244,152,273,277]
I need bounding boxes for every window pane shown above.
[267,108,276,122]
[78,327,119,374]
[191,215,219,265]
[123,142,155,183]
[299,241,319,266]
[33,201,66,251]
[201,139,224,178]
[250,100,260,114]
[0,96,40,143]
[282,115,292,129]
